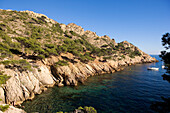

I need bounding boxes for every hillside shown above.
[0,9,157,106]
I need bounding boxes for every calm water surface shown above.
[22,55,170,113]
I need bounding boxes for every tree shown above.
[150,33,170,113]
[160,33,170,80]
[160,33,170,72]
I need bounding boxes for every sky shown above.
[0,0,170,54]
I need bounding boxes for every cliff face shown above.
[0,9,158,106]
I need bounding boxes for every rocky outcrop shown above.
[60,23,117,48]
[61,23,85,35]
[52,55,157,86]
[0,54,157,106]
[0,63,55,105]
[20,10,56,24]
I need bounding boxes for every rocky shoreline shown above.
[0,54,158,106]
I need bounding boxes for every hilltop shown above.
[0,9,157,107]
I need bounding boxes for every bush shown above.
[94,37,99,40]
[45,48,58,56]
[64,31,72,38]
[103,56,112,60]
[0,59,32,72]
[37,54,45,60]
[45,44,55,48]
[0,71,11,85]
[79,53,95,63]
[69,31,80,37]
[15,37,41,52]
[55,60,69,67]
[129,53,135,58]
[57,45,68,53]
[0,105,9,112]
[121,55,125,59]
[129,50,141,58]
[133,50,141,56]
[37,16,47,24]
[102,38,107,42]
[52,23,63,34]
[79,106,97,113]
[101,44,108,48]
[31,26,43,39]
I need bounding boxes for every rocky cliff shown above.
[0,9,158,107]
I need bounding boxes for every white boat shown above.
[162,65,165,69]
[147,67,159,71]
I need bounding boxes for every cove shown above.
[22,55,170,113]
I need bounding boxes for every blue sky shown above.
[0,0,170,54]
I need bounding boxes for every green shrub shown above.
[0,105,9,112]
[121,55,125,59]
[102,38,107,42]
[31,26,43,39]
[0,16,3,21]
[0,59,32,72]
[101,44,108,48]
[0,71,11,85]
[117,43,124,47]
[133,50,141,56]
[37,54,45,60]
[45,44,55,48]
[52,23,63,34]
[45,48,58,56]
[78,106,84,110]
[107,42,115,49]
[15,37,41,51]
[18,59,32,71]
[25,31,30,35]
[79,106,97,113]
[37,16,47,24]
[129,50,141,58]
[55,60,69,67]
[129,53,135,58]
[31,17,38,23]
[0,42,10,50]
[103,56,112,60]
[56,111,63,113]
[64,31,72,38]
[94,37,99,40]
[0,23,6,27]
[57,45,68,53]
[69,31,80,37]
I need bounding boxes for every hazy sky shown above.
[0,0,170,54]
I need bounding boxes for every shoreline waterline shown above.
[21,55,169,113]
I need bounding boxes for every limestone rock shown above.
[0,87,5,104]
[5,76,25,105]
[65,23,85,35]
[34,65,55,87]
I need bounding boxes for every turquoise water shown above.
[22,55,170,113]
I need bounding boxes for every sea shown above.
[22,55,170,113]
